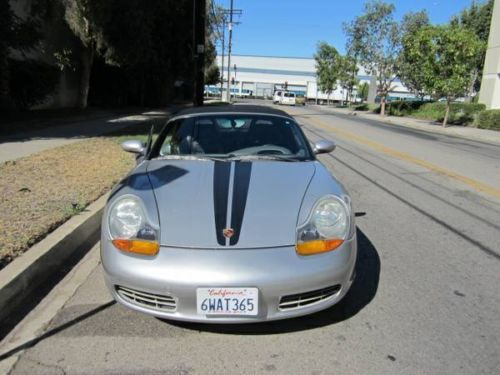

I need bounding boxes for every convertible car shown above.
[101,105,357,323]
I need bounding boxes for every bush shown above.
[386,100,428,117]
[354,103,369,111]
[411,102,486,125]
[477,110,500,130]
[9,58,59,109]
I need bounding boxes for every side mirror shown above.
[121,140,145,154]
[313,140,336,154]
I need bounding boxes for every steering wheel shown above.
[234,145,291,156]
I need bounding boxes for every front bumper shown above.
[101,236,357,323]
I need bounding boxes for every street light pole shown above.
[220,16,226,99]
[226,0,234,103]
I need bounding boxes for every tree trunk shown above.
[77,45,94,109]
[327,92,330,106]
[443,98,451,127]
[380,96,386,116]
[466,70,478,103]
[0,0,12,110]
[0,51,9,110]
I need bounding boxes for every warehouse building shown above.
[479,0,500,109]
[215,54,411,101]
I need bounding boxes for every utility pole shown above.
[193,0,207,106]
[219,2,241,102]
[225,0,234,103]
[219,16,226,99]
[234,64,237,94]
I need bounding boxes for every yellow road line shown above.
[302,114,500,199]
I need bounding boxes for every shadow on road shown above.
[0,301,116,361]
[0,110,170,145]
[166,227,380,335]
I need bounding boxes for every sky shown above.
[215,0,478,58]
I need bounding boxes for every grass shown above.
[0,122,160,269]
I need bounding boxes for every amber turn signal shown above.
[296,238,344,256]
[112,239,160,256]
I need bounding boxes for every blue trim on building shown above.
[221,67,402,84]
[232,54,313,60]
[221,66,316,77]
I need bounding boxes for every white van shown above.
[281,92,296,106]
[273,91,296,106]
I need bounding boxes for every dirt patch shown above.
[0,138,135,269]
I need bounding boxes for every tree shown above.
[344,1,400,116]
[359,82,369,102]
[451,0,493,42]
[343,8,364,105]
[338,55,359,106]
[60,0,102,108]
[409,25,483,126]
[398,10,430,99]
[450,0,493,99]
[314,42,341,105]
[60,1,205,107]
[205,63,220,85]
[0,0,13,110]
[0,0,57,111]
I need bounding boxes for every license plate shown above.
[196,288,258,316]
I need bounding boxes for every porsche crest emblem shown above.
[223,228,235,238]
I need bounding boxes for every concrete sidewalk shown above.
[314,105,500,146]
[0,110,170,164]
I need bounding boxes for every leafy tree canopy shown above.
[407,25,483,125]
[345,1,400,115]
[398,10,431,98]
[314,42,341,99]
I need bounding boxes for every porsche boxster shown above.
[101,105,357,323]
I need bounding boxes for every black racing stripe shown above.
[229,162,252,246]
[213,161,231,245]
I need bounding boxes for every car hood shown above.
[147,159,315,249]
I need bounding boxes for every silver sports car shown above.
[101,105,357,323]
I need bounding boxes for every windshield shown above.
[150,114,313,161]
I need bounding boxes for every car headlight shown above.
[108,195,159,256]
[296,196,350,256]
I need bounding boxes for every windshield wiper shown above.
[228,154,300,162]
[154,155,229,162]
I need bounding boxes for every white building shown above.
[216,54,411,101]
[479,0,500,109]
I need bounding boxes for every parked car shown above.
[101,105,357,323]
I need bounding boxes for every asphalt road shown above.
[2,104,500,374]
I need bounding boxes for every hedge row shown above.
[411,102,486,125]
[355,101,487,126]
[477,110,500,130]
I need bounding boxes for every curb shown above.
[0,194,107,324]
[314,105,500,146]
[0,245,101,373]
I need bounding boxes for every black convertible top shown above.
[171,104,294,119]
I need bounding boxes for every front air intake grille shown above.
[279,285,341,311]
[116,285,177,312]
